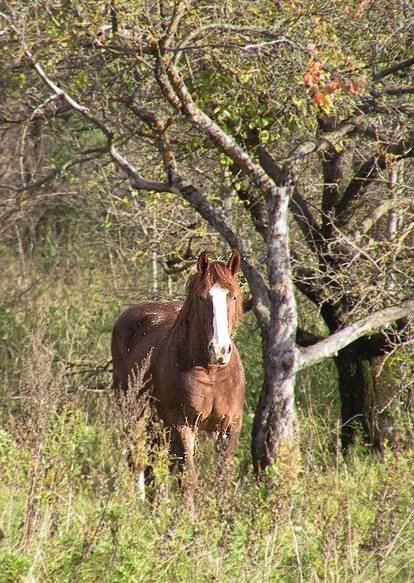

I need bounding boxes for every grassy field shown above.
[1,245,413,582]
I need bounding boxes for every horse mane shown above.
[177,260,243,330]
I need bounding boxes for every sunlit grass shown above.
[1,249,413,582]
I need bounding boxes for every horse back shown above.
[111,300,182,392]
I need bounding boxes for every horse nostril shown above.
[228,344,232,353]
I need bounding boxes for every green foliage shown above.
[0,552,30,583]
[1,390,413,582]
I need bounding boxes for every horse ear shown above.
[227,250,241,275]
[197,251,209,276]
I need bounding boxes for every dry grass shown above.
[1,332,413,583]
[0,250,413,582]
[15,328,65,552]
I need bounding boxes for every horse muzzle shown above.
[208,341,232,365]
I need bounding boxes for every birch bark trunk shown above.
[252,181,299,473]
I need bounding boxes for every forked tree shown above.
[1,1,413,474]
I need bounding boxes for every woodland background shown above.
[0,1,413,581]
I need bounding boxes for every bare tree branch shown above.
[370,85,414,97]
[27,52,173,193]
[119,97,178,183]
[286,116,368,162]
[161,55,278,196]
[0,148,106,194]
[336,133,414,223]
[297,298,414,371]
[257,145,323,249]
[161,0,188,46]
[351,199,397,239]
[172,23,286,64]
[373,56,414,81]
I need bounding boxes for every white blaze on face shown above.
[209,282,232,364]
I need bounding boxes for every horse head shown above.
[184,250,242,366]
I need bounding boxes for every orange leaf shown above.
[323,81,340,94]
[313,91,332,110]
[303,72,314,87]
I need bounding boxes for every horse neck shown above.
[169,299,210,368]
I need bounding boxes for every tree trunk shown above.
[252,335,298,474]
[335,335,400,452]
[335,342,369,450]
[320,300,405,452]
[251,179,299,475]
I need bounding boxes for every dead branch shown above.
[297,298,414,371]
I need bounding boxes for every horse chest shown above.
[182,369,235,422]
[152,349,244,433]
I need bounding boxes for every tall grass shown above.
[1,245,413,582]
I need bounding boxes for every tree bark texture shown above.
[335,335,402,452]
[252,335,298,474]
[252,182,299,474]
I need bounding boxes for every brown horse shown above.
[111,251,245,501]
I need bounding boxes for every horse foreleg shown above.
[124,445,146,499]
[226,419,242,458]
[124,416,157,502]
[170,425,197,509]
[136,468,146,500]
[215,417,242,459]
